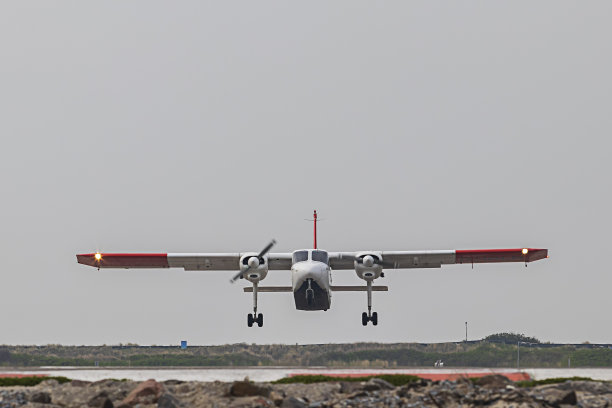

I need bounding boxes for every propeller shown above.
[230,239,276,283]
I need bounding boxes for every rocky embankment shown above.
[1,375,611,407]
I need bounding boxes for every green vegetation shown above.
[484,333,541,344]
[0,347,269,367]
[516,377,599,387]
[1,336,611,368]
[273,374,420,386]
[0,376,71,387]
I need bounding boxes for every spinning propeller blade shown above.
[257,239,276,258]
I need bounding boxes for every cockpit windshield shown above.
[311,250,329,265]
[292,250,309,264]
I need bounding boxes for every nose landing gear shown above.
[305,278,315,306]
[361,281,379,326]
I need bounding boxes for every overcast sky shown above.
[1,1,610,346]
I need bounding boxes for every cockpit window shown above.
[292,250,309,263]
[311,250,329,264]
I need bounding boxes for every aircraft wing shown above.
[76,252,293,271]
[77,249,547,271]
[329,248,548,270]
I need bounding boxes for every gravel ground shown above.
[1,375,611,407]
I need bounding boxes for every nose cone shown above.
[363,255,375,267]
[247,256,260,268]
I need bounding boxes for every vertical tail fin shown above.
[313,210,317,249]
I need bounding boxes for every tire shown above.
[247,314,254,327]
[372,312,378,326]
[362,312,368,326]
[257,313,264,327]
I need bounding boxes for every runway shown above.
[3,367,612,382]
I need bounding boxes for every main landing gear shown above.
[248,313,263,327]
[247,282,264,327]
[362,281,378,326]
[362,311,378,326]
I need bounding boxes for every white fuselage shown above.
[291,250,332,310]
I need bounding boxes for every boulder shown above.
[175,383,192,394]
[162,380,184,386]
[157,393,183,408]
[579,394,612,408]
[347,390,369,399]
[339,382,363,394]
[400,378,430,390]
[535,388,577,406]
[38,379,59,387]
[472,374,512,390]
[555,380,612,395]
[340,378,395,393]
[88,391,114,408]
[70,379,92,387]
[280,396,308,408]
[268,390,285,405]
[452,377,474,396]
[228,396,274,407]
[119,379,164,406]
[228,380,271,397]
[367,378,395,390]
[501,389,531,404]
[25,404,63,408]
[30,391,52,403]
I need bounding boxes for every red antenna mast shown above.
[313,210,318,249]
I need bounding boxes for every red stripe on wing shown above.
[455,248,548,264]
[76,253,169,268]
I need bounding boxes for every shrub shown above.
[273,374,420,386]
[0,376,71,387]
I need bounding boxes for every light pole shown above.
[465,322,468,342]
[517,341,520,370]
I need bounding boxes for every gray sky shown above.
[1,1,610,346]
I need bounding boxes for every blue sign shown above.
[181,341,187,349]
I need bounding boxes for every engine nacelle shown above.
[239,252,269,283]
[354,251,383,281]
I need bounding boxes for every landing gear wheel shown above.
[371,312,378,326]
[257,313,264,327]
[362,312,368,326]
[247,314,254,327]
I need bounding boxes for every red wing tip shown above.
[76,253,169,268]
[456,248,547,253]
[76,253,168,257]
[455,248,548,263]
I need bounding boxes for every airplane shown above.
[76,211,548,327]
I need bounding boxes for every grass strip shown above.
[0,376,71,387]
[273,374,420,386]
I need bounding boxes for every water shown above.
[3,367,612,382]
